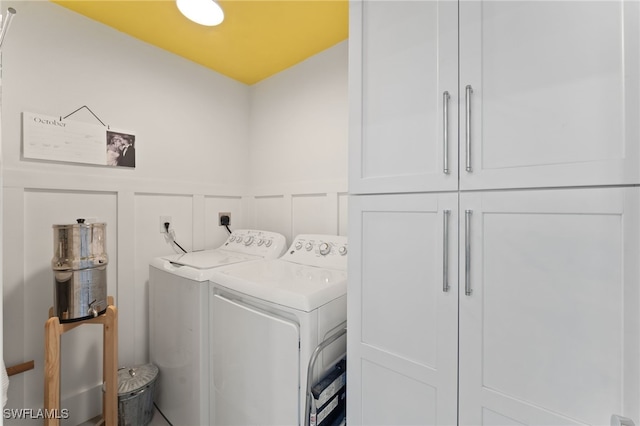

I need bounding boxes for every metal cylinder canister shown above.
[117,364,159,426]
[52,219,108,322]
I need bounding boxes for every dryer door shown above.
[212,294,300,425]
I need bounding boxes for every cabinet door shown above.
[459,188,640,425]
[459,1,640,190]
[347,193,458,425]
[349,0,458,194]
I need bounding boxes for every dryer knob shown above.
[265,240,273,247]
[295,242,303,250]
[305,242,314,251]
[257,239,265,246]
[339,246,348,256]
[319,242,331,256]
[236,236,243,243]
[244,236,254,246]
[229,236,236,242]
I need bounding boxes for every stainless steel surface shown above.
[443,209,451,292]
[52,220,107,271]
[52,219,108,322]
[611,415,636,426]
[0,7,16,50]
[117,364,159,426]
[465,84,473,172]
[118,364,158,395]
[305,326,347,426]
[54,267,107,321]
[443,91,450,174]
[465,209,472,296]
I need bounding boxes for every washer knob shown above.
[229,236,236,242]
[265,240,273,247]
[244,236,254,246]
[257,239,265,246]
[319,242,331,256]
[236,236,243,243]
[305,242,313,251]
[295,241,303,250]
[339,246,348,256]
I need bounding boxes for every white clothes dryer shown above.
[149,229,287,426]
[208,234,348,426]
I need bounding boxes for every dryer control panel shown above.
[221,229,287,259]
[281,234,348,271]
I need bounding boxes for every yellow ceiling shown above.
[51,0,349,85]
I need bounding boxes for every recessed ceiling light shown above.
[176,0,224,27]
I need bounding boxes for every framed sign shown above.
[23,111,136,168]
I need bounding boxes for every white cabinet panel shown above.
[361,359,437,425]
[349,1,640,424]
[361,208,439,366]
[459,188,640,425]
[352,0,640,194]
[349,0,458,194]
[460,0,640,189]
[348,192,458,425]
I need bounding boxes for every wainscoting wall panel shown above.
[134,193,195,365]
[292,193,336,237]
[23,189,118,425]
[3,178,347,423]
[253,195,290,242]
[204,195,246,249]
[339,192,349,237]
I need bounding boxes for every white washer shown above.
[149,229,287,426]
[208,234,348,426]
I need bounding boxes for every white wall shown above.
[1,2,251,424]
[248,41,349,242]
[1,2,348,424]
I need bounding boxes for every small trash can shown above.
[117,364,158,426]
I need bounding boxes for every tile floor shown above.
[149,406,170,425]
[78,406,169,426]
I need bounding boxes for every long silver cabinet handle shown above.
[465,85,473,172]
[465,209,472,296]
[443,91,450,174]
[611,415,636,426]
[443,209,451,292]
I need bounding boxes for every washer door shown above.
[212,294,300,425]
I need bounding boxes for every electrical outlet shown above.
[219,212,231,226]
[160,216,172,233]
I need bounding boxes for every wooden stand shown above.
[44,296,118,426]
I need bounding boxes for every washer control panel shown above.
[281,234,348,270]
[222,230,287,259]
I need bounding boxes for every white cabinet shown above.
[348,188,640,424]
[348,0,640,424]
[347,193,458,425]
[349,0,458,194]
[459,188,640,425]
[459,0,640,190]
[349,0,640,194]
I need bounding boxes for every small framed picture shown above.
[106,131,136,168]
